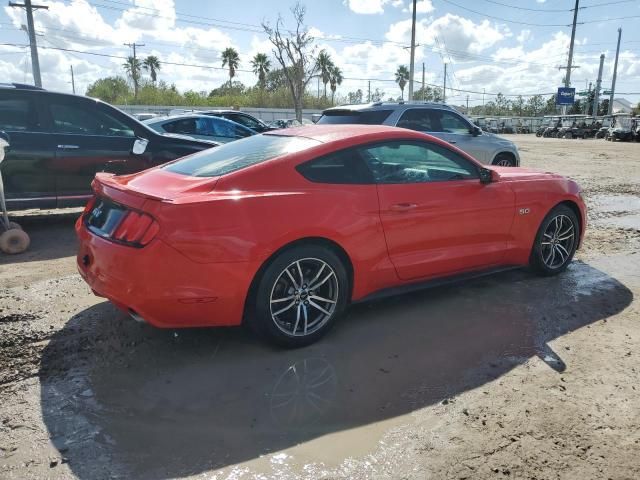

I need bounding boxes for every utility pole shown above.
[407,0,417,101]
[584,81,591,114]
[9,0,48,87]
[70,65,75,94]
[565,0,580,89]
[368,81,371,103]
[124,42,144,60]
[421,62,425,101]
[608,28,622,115]
[482,88,485,114]
[443,63,447,103]
[466,95,469,113]
[593,54,605,116]
[123,42,144,97]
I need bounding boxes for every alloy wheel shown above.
[495,157,514,167]
[540,214,576,269]
[269,258,339,337]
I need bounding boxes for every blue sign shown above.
[556,87,576,105]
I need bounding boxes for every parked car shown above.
[133,112,159,122]
[269,118,314,129]
[198,110,275,133]
[76,125,585,347]
[0,83,217,210]
[144,114,255,144]
[319,102,520,166]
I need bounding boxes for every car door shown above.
[0,90,56,210]
[396,108,488,162]
[359,140,515,281]
[44,96,147,207]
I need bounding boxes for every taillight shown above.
[112,211,159,246]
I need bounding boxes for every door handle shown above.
[57,144,80,149]
[390,203,417,212]
[449,140,457,144]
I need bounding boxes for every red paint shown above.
[76,125,586,328]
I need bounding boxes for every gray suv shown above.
[319,102,520,166]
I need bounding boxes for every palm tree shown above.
[329,65,343,105]
[395,65,409,100]
[251,53,271,89]
[221,47,240,89]
[142,55,161,83]
[123,56,142,98]
[317,50,334,99]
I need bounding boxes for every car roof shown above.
[323,101,455,114]
[265,124,426,143]
[146,114,252,128]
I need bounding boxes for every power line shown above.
[478,0,572,12]
[438,0,576,26]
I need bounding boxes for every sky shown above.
[1,0,639,107]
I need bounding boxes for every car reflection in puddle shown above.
[40,261,632,479]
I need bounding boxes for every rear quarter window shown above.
[163,134,320,177]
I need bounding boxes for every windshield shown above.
[562,119,574,127]
[164,134,320,177]
[318,110,393,125]
[616,117,632,128]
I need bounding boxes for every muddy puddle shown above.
[35,262,631,479]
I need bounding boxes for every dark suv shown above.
[0,84,216,210]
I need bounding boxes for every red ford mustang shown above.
[76,125,586,347]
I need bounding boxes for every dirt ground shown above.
[0,136,639,480]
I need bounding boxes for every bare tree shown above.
[262,2,318,121]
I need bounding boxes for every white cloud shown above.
[402,0,435,14]
[343,0,391,15]
[517,29,532,44]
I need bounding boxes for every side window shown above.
[194,118,214,136]
[396,109,435,132]
[230,114,259,130]
[296,149,374,184]
[166,118,197,135]
[49,103,134,137]
[0,95,36,131]
[439,111,471,134]
[359,141,478,184]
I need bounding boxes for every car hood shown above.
[491,166,562,182]
[482,131,516,147]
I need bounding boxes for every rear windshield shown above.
[318,109,392,125]
[163,134,320,177]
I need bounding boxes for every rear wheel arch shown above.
[242,237,354,324]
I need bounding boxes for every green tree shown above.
[598,99,609,116]
[370,88,385,102]
[142,55,161,83]
[251,53,271,89]
[513,95,524,116]
[86,76,131,103]
[545,94,558,114]
[221,47,240,88]
[347,89,363,104]
[527,94,545,116]
[395,65,409,100]
[317,50,334,99]
[329,65,343,105]
[123,56,142,98]
[414,85,443,102]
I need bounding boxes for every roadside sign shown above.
[603,90,612,95]
[577,91,589,96]
[556,87,576,105]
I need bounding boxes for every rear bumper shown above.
[76,218,257,328]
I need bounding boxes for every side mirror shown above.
[479,167,493,185]
[132,137,149,155]
[470,125,482,136]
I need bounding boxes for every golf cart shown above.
[568,117,599,139]
[486,118,500,134]
[606,113,634,141]
[514,117,531,134]
[558,115,586,139]
[595,115,612,139]
[0,131,29,254]
[474,117,489,132]
[541,116,562,137]
[499,118,515,134]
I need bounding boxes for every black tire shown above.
[530,204,579,276]
[249,244,349,348]
[493,153,515,167]
[564,131,573,139]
